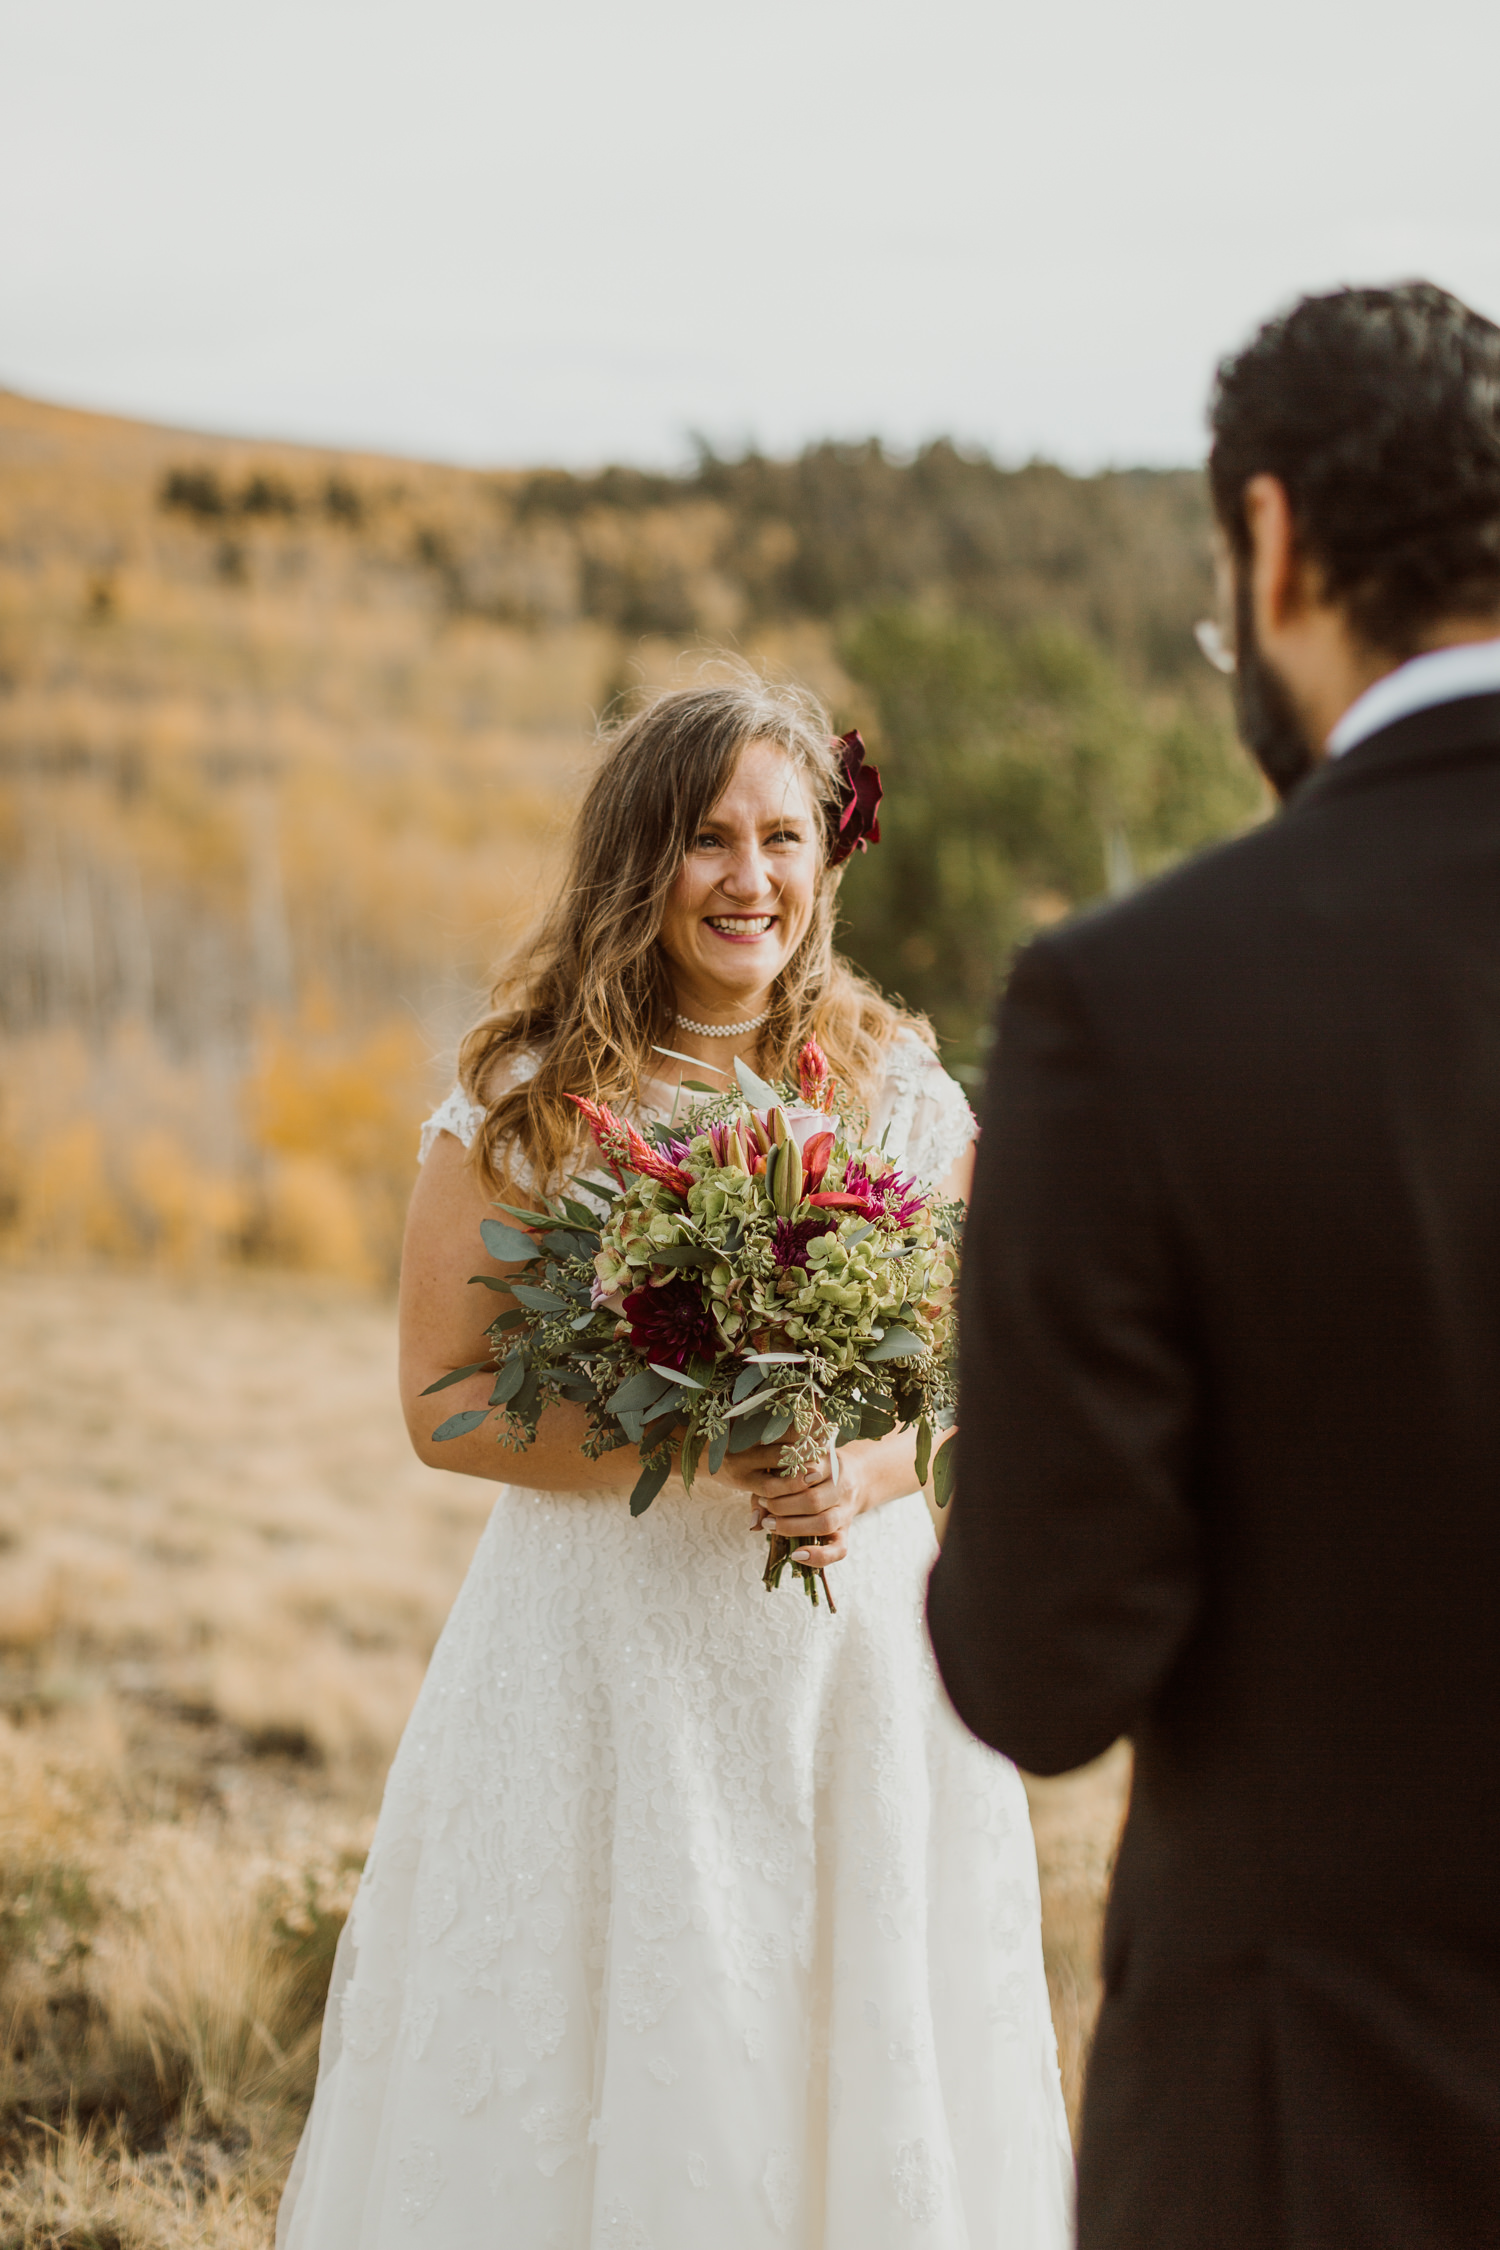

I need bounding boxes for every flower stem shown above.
[762,1533,837,1615]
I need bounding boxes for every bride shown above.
[278,674,1073,2249]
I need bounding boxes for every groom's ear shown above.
[1242,474,1318,637]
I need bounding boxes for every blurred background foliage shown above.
[0,389,1262,1282]
[836,610,1261,1066]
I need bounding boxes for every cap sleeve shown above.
[418,1087,487,1164]
[417,1052,541,1171]
[871,1032,976,1185]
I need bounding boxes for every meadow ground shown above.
[0,1266,1128,2246]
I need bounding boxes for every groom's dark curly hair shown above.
[1209,282,1500,656]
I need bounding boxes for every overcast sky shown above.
[4,0,1498,472]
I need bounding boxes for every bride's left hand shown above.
[717,1427,923,1569]
[722,1445,868,1567]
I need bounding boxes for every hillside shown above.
[0,389,1256,1278]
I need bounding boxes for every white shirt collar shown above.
[1326,635,1500,758]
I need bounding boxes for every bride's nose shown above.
[716,843,776,903]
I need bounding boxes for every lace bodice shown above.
[416,1032,974,1186]
[868,1029,976,1186]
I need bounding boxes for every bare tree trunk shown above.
[245,787,294,1012]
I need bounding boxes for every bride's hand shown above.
[717,1442,870,1568]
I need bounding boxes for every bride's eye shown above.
[691,830,724,851]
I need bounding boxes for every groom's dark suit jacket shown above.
[928,693,1500,2250]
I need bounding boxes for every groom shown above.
[928,282,1500,2248]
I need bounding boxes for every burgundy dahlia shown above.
[623,1276,721,1372]
[772,1215,835,1271]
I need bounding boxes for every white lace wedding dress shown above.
[278,1032,1073,2250]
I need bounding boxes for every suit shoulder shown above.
[1033,810,1302,988]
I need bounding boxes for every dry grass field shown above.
[0,1265,1128,2245]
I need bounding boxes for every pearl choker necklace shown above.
[675,1008,771,1039]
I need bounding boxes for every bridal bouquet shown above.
[426,1043,960,1608]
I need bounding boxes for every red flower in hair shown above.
[827,730,883,866]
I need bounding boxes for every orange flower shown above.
[569,1095,693,1195]
[796,1040,837,1113]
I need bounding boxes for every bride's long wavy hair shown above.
[458,671,924,1193]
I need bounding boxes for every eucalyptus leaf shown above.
[932,1434,957,1509]
[724,1386,776,1420]
[468,1273,513,1292]
[651,1044,729,1077]
[681,1079,720,1095]
[731,1362,765,1402]
[542,1229,593,1259]
[858,1403,897,1441]
[642,1392,692,1429]
[728,1408,770,1453]
[733,1056,782,1109]
[491,1200,555,1227]
[680,1421,703,1492]
[487,1306,527,1331]
[560,1195,606,1229]
[489,1354,525,1406]
[651,1362,704,1389]
[510,1284,571,1312]
[866,1325,925,1362]
[629,1458,672,1517]
[762,1412,792,1443]
[607,1369,671,1414]
[616,1409,646,1445]
[419,1362,490,1397]
[707,1429,729,1476]
[914,1416,934,1488]
[480,1218,541,1263]
[431,1408,490,1442]
[743,1351,806,1365]
[570,1311,598,1330]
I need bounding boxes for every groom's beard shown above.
[1232,569,1317,800]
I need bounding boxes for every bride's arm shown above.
[399,1130,646,1492]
